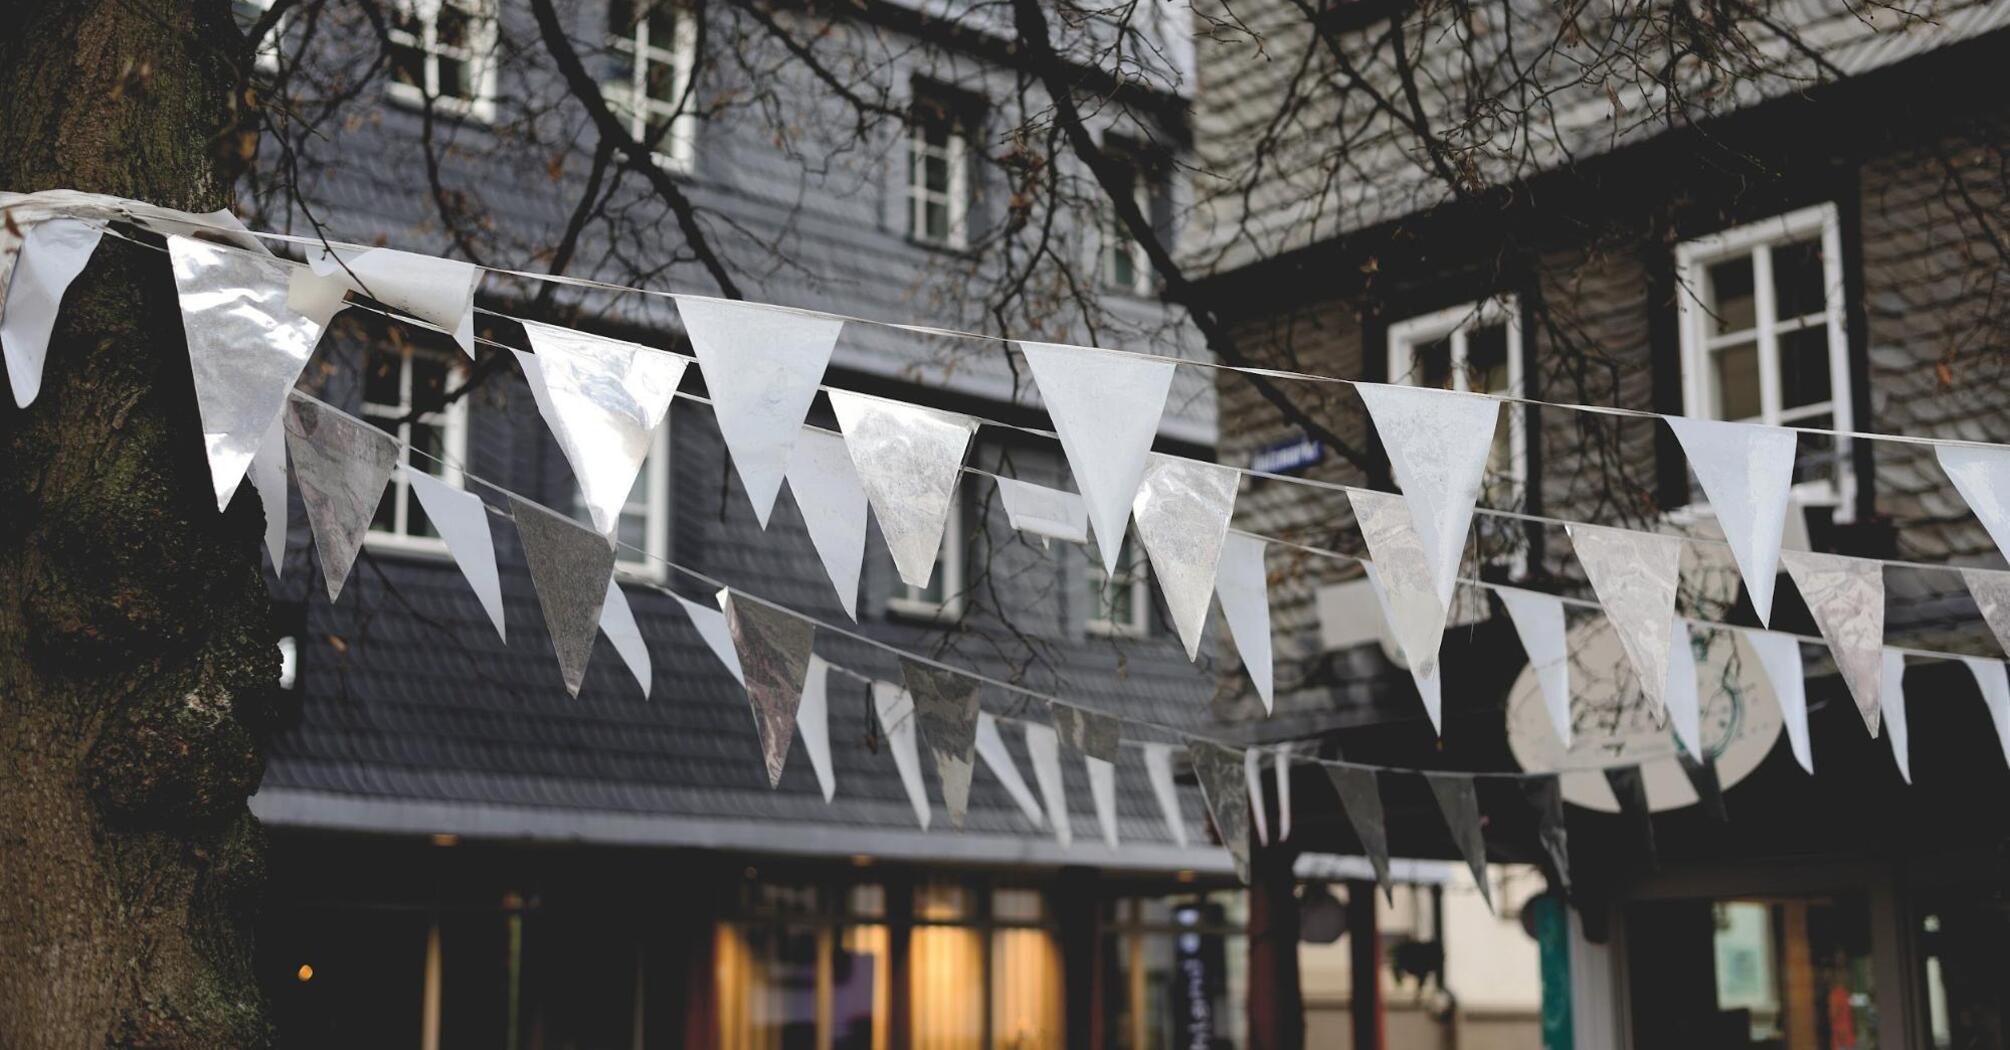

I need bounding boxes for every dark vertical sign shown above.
[1170,903,1229,1050]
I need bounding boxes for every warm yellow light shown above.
[429,833,459,847]
[851,854,874,867]
[1175,869,1197,883]
[295,964,315,982]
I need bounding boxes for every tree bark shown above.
[0,1,275,1047]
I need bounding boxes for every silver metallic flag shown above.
[3,218,103,408]
[1142,742,1189,848]
[1424,772,1493,913]
[1052,702,1122,850]
[1881,650,1911,783]
[1960,568,2010,658]
[1015,341,1176,575]
[175,237,337,509]
[599,579,651,699]
[874,681,931,830]
[798,655,837,802]
[1522,776,1570,894]
[903,659,982,830]
[285,398,399,603]
[405,467,506,641]
[995,477,1089,545]
[1745,629,1813,774]
[511,496,617,697]
[829,390,977,591]
[1938,443,2010,567]
[1781,549,1886,735]
[785,427,870,620]
[1025,722,1072,847]
[247,414,289,575]
[1351,488,1449,678]
[1215,532,1274,711]
[976,713,1043,828]
[516,322,688,537]
[676,296,842,527]
[305,243,480,355]
[1960,656,2010,771]
[1666,416,1798,625]
[723,591,817,787]
[1189,740,1251,884]
[1132,454,1239,660]
[1568,523,1684,717]
[1326,765,1392,894]
[1496,587,1572,748]
[1355,382,1500,611]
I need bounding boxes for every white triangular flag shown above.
[285,399,400,603]
[1665,626,1703,758]
[599,579,651,699]
[1364,562,1445,733]
[1024,722,1072,847]
[306,243,480,355]
[873,681,931,830]
[829,390,977,590]
[3,218,103,408]
[1087,757,1120,850]
[1351,489,1451,678]
[675,592,744,686]
[1132,454,1240,660]
[1497,587,1571,748]
[511,496,617,697]
[1016,341,1176,575]
[175,237,336,509]
[1568,523,1683,716]
[1938,443,2010,565]
[1962,568,2010,658]
[1275,746,1293,842]
[1667,416,1798,625]
[247,413,289,575]
[1882,650,1911,783]
[1781,549,1885,736]
[975,713,1043,827]
[1215,533,1274,712]
[798,656,837,802]
[1960,656,2010,772]
[1141,742,1189,848]
[676,297,842,527]
[1745,630,1813,774]
[785,427,870,619]
[1355,383,1500,610]
[1243,746,1270,846]
[995,477,1089,545]
[516,323,688,536]
[405,467,506,640]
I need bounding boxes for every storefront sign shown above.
[1171,904,1228,1050]
[1248,433,1324,476]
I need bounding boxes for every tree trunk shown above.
[0,2,275,1047]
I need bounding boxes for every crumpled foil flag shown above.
[1214,533,1274,712]
[1744,629,1813,774]
[1568,523,1684,719]
[1351,488,1450,680]
[1363,561,1445,734]
[1025,722,1072,847]
[797,655,836,802]
[676,296,842,528]
[1016,341,1176,576]
[902,659,982,830]
[1961,568,2010,659]
[785,427,869,620]
[1355,382,1499,612]
[305,243,480,356]
[1522,775,1571,894]
[1142,742,1189,848]
[995,476,1088,545]
[1132,454,1239,661]
[1881,650,1911,783]
[723,591,817,787]
[873,680,932,830]
[1188,740,1251,884]
[975,713,1044,828]
[1938,443,2010,567]
[829,390,977,591]
[1667,416,1798,625]
[1051,702,1122,850]
[1424,772,1494,913]
[517,321,688,537]
[404,466,506,641]
[1781,549,1886,736]
[285,398,399,603]
[599,579,651,699]
[1327,765,1392,897]
[1496,586,1572,748]
[511,495,617,697]
[3,217,104,408]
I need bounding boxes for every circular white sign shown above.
[1506,617,1783,813]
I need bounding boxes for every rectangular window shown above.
[907,94,972,249]
[1675,204,1853,515]
[363,346,469,554]
[1102,164,1156,296]
[887,496,964,620]
[607,0,698,172]
[1086,535,1152,638]
[387,0,497,120]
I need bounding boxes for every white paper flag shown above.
[174,238,335,510]
[1364,562,1446,733]
[1938,444,2010,566]
[1355,383,1500,610]
[829,390,977,590]
[995,477,1089,545]
[1243,746,1270,846]
[1351,489,1451,678]
[785,427,870,619]
[1275,747,1293,842]
[247,413,289,575]
[1568,523,1684,716]
[874,681,931,830]
[599,579,651,699]
[1087,757,1120,850]
[1024,722,1072,847]
[511,496,618,697]
[405,467,506,641]
[1667,416,1798,625]
[1745,630,1813,774]
[1781,549,1885,736]
[1132,454,1240,660]
[1960,656,2010,772]
[1016,341,1176,575]
[975,713,1043,827]
[798,655,837,802]
[677,297,842,527]
[285,399,399,603]
[1142,742,1189,848]
[1881,650,1911,783]
[306,243,480,355]
[2,218,104,408]
[517,323,688,536]
[1215,532,1274,712]
[1665,626,1703,758]
[676,592,745,686]
[1497,587,1572,748]
[1963,569,2010,658]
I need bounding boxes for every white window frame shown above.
[606,0,698,174]
[362,347,469,557]
[1674,203,1854,518]
[385,0,499,122]
[606,426,671,581]
[886,499,965,620]
[1101,176,1155,296]
[906,102,971,250]
[1085,535,1152,638]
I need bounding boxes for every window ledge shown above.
[386,83,496,125]
[886,596,962,622]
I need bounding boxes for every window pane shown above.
[644,57,680,104]
[616,511,646,555]
[646,1,678,46]
[992,928,1063,1049]
[924,150,950,194]
[364,349,403,408]
[914,883,968,922]
[1711,341,1762,420]
[437,3,470,48]
[608,0,637,33]
[911,925,982,1050]
[715,925,820,1050]
[1791,415,1836,487]
[1779,326,1833,411]
[1707,256,1757,335]
[409,422,447,477]
[1412,337,1453,389]
[835,925,888,1050]
[993,888,1045,924]
[1772,239,1827,321]
[438,56,469,100]
[924,200,949,244]
[410,355,450,414]
[1465,323,1510,395]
